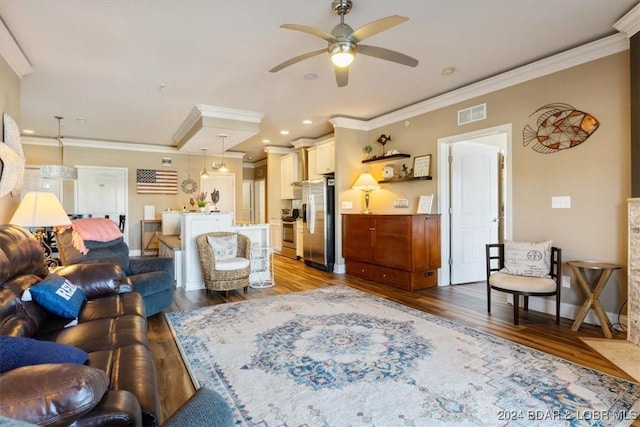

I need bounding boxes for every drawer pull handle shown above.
[424,271,434,277]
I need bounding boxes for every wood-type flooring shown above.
[147,254,634,423]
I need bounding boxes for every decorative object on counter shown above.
[416,194,434,214]
[136,169,178,194]
[195,191,208,212]
[523,103,599,154]
[9,191,72,268]
[401,164,413,178]
[189,197,196,211]
[0,112,25,197]
[40,115,77,181]
[211,188,220,212]
[351,172,380,214]
[377,134,391,157]
[200,147,209,178]
[412,154,431,178]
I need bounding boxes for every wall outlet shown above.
[551,196,571,209]
[341,201,353,210]
[562,275,571,288]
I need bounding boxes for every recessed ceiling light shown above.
[303,73,318,80]
[262,139,270,144]
[302,119,312,125]
[441,66,456,76]
[280,130,289,135]
[22,129,34,134]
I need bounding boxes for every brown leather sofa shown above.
[0,224,161,426]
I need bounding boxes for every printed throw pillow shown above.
[23,274,86,319]
[500,240,552,278]
[0,336,88,373]
[207,235,238,260]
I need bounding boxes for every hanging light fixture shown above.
[200,147,209,178]
[218,133,229,172]
[40,116,78,180]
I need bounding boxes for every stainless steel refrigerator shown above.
[302,177,335,272]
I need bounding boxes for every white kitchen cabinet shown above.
[280,154,298,199]
[269,218,282,252]
[307,146,319,180]
[316,140,335,174]
[296,219,304,258]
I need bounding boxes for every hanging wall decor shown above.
[136,169,178,194]
[523,103,599,154]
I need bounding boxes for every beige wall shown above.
[22,143,245,251]
[0,56,22,223]
[335,52,630,313]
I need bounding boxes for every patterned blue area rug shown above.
[165,286,640,426]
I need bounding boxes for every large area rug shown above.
[165,286,640,426]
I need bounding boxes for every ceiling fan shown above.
[269,0,419,87]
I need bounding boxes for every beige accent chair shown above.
[196,232,251,298]
[486,243,562,325]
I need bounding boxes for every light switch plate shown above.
[551,196,571,209]
[341,201,353,210]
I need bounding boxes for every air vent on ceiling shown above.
[457,103,487,125]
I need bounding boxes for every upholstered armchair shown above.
[55,218,174,316]
[196,232,251,298]
[486,241,562,325]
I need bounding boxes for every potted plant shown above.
[194,191,208,212]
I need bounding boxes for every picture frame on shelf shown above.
[412,154,431,178]
[416,194,434,214]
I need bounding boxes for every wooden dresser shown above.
[342,214,441,291]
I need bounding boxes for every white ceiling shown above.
[1,0,637,162]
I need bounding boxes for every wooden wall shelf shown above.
[378,176,433,184]
[362,153,410,164]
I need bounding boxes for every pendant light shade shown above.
[218,133,229,172]
[40,116,78,180]
[200,148,209,178]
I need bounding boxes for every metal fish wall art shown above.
[523,103,599,154]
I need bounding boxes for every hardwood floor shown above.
[147,254,633,423]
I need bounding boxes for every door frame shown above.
[437,124,513,286]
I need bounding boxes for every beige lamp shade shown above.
[9,191,72,228]
[351,172,380,192]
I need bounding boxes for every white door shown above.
[255,179,266,224]
[450,142,499,284]
[241,180,254,223]
[75,166,128,240]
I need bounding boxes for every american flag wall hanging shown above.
[136,169,178,194]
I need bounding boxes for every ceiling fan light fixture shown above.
[330,41,356,67]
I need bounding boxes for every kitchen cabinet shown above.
[296,219,304,258]
[307,147,319,180]
[280,154,298,199]
[342,214,441,291]
[269,218,282,252]
[316,140,335,174]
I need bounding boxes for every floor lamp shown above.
[352,172,380,214]
[9,191,71,268]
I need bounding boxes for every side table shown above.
[249,246,275,289]
[567,260,621,338]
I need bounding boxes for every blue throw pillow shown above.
[24,274,86,319]
[0,336,88,373]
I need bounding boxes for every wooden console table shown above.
[568,260,621,338]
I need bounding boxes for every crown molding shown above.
[23,136,181,154]
[263,146,294,155]
[0,17,33,78]
[614,3,640,37]
[332,33,629,131]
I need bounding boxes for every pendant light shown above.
[40,116,78,180]
[200,147,209,178]
[218,133,229,172]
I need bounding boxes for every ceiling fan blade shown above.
[350,15,409,43]
[358,44,419,68]
[335,67,349,87]
[280,23,335,42]
[269,48,327,73]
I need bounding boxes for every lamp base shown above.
[34,229,61,269]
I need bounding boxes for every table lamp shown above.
[352,172,380,214]
[9,191,71,268]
